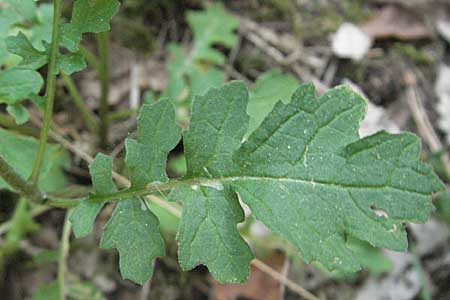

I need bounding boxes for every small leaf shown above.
[6,33,86,75]
[60,0,120,52]
[187,3,239,65]
[125,100,181,187]
[0,127,68,192]
[0,68,43,104]
[6,103,29,125]
[0,199,39,262]
[32,282,59,300]
[184,81,249,177]
[161,4,237,103]
[6,32,47,69]
[70,154,115,238]
[100,198,165,284]
[247,70,300,136]
[171,185,253,283]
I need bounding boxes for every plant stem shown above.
[29,0,63,184]
[58,210,72,300]
[0,113,41,138]
[107,108,138,123]
[0,155,44,204]
[61,72,99,133]
[78,45,100,72]
[96,32,110,147]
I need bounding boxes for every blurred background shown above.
[1,0,450,299]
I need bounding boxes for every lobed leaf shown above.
[125,100,181,187]
[161,4,237,103]
[60,0,120,52]
[170,185,253,283]
[182,81,444,275]
[70,154,115,238]
[79,80,443,283]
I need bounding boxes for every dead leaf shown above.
[212,252,286,300]
[361,6,432,40]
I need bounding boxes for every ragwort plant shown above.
[0,1,444,298]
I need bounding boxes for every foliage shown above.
[71,81,443,284]
[0,0,119,123]
[0,0,445,293]
[0,127,69,192]
[161,3,239,105]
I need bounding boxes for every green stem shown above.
[29,0,63,184]
[0,155,44,204]
[78,45,100,72]
[58,210,72,300]
[0,113,41,138]
[96,32,110,147]
[61,72,99,133]
[106,108,138,123]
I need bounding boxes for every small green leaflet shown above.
[71,153,166,284]
[247,70,300,136]
[6,32,86,75]
[71,100,180,284]
[6,103,29,125]
[100,198,165,285]
[0,199,39,263]
[78,81,443,283]
[60,0,120,52]
[0,68,43,104]
[70,154,115,238]
[0,127,69,192]
[186,3,239,65]
[161,4,237,103]
[125,100,181,187]
[170,185,253,283]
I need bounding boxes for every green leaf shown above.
[70,154,115,238]
[82,80,443,283]
[187,3,239,65]
[6,103,29,125]
[184,81,249,177]
[2,0,37,21]
[60,0,120,52]
[0,68,43,104]
[100,198,165,284]
[0,199,39,262]
[32,282,59,300]
[345,237,392,275]
[125,100,181,187]
[182,81,443,275]
[0,7,21,64]
[161,4,237,103]
[0,127,69,192]
[170,185,253,283]
[6,33,86,75]
[247,70,300,136]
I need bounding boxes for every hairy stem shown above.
[0,155,44,204]
[29,0,63,183]
[96,32,110,147]
[61,72,99,133]
[58,210,72,300]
